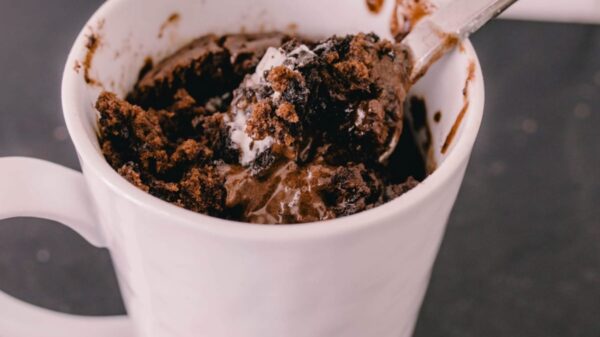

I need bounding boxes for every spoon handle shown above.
[402,0,519,81]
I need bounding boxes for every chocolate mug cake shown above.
[96,32,427,224]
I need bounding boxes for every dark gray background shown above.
[1,1,599,336]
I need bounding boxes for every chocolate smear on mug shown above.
[408,96,436,174]
[158,12,181,39]
[82,20,106,86]
[366,0,385,14]
[390,0,435,41]
[83,33,100,85]
[74,60,82,74]
[442,61,476,154]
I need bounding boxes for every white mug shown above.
[0,0,484,336]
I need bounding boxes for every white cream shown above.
[226,107,274,166]
[249,47,287,86]
[227,44,316,166]
[288,45,316,67]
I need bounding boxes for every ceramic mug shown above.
[0,0,484,336]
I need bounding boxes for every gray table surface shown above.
[1,1,599,336]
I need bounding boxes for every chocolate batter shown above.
[96,32,426,224]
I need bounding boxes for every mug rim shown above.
[60,0,485,240]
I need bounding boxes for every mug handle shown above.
[0,157,132,337]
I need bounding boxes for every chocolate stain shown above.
[411,30,459,82]
[441,61,476,154]
[158,12,181,39]
[366,0,385,14]
[391,0,435,41]
[83,33,100,85]
[73,60,81,74]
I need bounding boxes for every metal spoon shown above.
[379,0,519,162]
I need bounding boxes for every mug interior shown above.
[62,0,483,228]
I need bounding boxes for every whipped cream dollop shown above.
[226,44,316,166]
